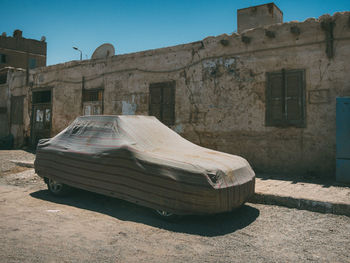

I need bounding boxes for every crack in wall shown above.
[182,68,203,145]
[317,59,331,86]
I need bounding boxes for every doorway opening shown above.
[31,90,52,148]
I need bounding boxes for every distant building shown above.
[0,30,46,148]
[237,3,283,33]
[0,29,46,84]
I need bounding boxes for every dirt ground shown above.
[0,153,350,262]
[0,150,35,176]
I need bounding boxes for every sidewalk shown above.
[249,175,350,217]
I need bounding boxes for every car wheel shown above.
[47,178,71,196]
[154,209,178,221]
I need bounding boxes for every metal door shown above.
[32,103,51,147]
[336,97,350,183]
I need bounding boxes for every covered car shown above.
[35,115,255,216]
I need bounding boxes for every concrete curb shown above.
[248,193,350,217]
[10,160,34,168]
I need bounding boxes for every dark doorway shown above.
[31,90,52,148]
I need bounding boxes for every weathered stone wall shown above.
[0,82,9,137]
[9,12,350,177]
[0,68,26,140]
[7,69,29,146]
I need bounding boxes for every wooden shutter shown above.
[11,96,24,125]
[0,54,6,63]
[266,72,284,126]
[162,84,175,126]
[149,82,175,126]
[149,85,162,121]
[266,69,305,127]
[0,73,7,84]
[285,70,305,127]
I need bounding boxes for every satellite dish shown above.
[91,43,115,59]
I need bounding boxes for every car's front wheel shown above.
[46,178,71,196]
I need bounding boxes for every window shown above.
[11,96,24,125]
[33,90,51,104]
[83,89,103,115]
[29,58,37,69]
[266,69,306,127]
[0,73,7,84]
[0,54,6,64]
[149,81,175,126]
[83,89,103,102]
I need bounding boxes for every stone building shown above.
[3,3,350,178]
[0,30,46,148]
[0,30,46,82]
[0,29,46,69]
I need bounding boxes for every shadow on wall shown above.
[30,188,260,237]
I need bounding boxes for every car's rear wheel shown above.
[154,209,178,221]
[47,178,71,196]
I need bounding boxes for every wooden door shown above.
[32,103,51,147]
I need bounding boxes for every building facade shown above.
[0,30,46,148]
[4,5,350,178]
[0,30,46,70]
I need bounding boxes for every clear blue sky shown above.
[2,0,349,66]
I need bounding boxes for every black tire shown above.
[153,209,179,221]
[46,178,71,196]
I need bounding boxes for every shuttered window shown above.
[82,89,103,116]
[11,96,24,125]
[83,89,103,102]
[149,81,175,126]
[0,54,6,64]
[266,69,306,127]
[0,73,7,84]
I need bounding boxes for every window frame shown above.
[265,69,306,128]
[10,95,25,125]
